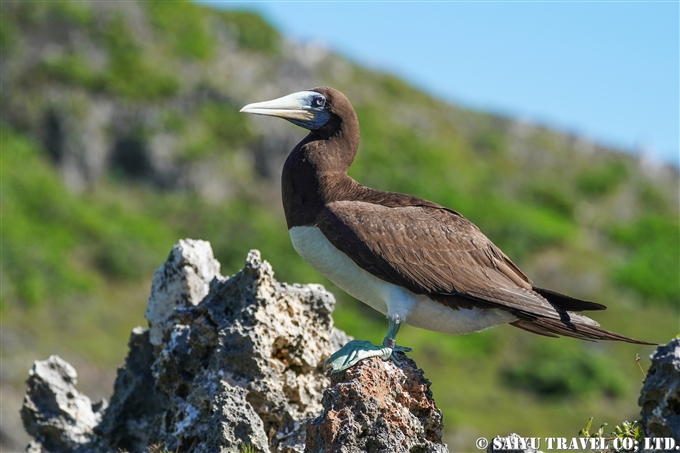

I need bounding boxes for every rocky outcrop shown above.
[306,355,446,453]
[21,240,449,452]
[144,239,223,347]
[21,356,106,453]
[639,338,680,439]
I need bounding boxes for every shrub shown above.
[503,341,628,399]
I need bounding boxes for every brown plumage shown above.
[244,86,653,346]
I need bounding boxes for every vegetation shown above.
[146,1,214,60]
[1,127,177,307]
[609,214,680,304]
[579,418,643,453]
[99,14,180,100]
[504,341,628,398]
[2,0,678,450]
[239,442,261,453]
[217,10,282,54]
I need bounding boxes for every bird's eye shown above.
[312,96,325,108]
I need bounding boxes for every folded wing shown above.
[317,200,652,344]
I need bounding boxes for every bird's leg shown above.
[382,318,412,365]
[324,318,412,374]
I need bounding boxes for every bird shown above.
[240,87,653,373]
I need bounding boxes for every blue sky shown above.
[209,2,679,166]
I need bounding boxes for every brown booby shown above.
[240,87,653,373]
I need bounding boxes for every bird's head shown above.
[241,87,360,168]
[240,88,333,130]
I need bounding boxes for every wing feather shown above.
[315,198,653,345]
[316,200,565,319]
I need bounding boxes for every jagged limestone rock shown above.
[21,241,451,452]
[23,242,351,452]
[639,338,680,439]
[21,356,106,452]
[145,238,222,346]
[120,244,353,452]
[87,327,172,452]
[305,355,448,453]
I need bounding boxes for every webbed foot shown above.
[324,339,412,373]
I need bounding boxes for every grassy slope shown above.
[2,1,678,449]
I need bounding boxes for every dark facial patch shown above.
[287,92,331,130]
[311,94,326,109]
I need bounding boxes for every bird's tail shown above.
[511,317,656,345]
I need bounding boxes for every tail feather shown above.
[533,286,607,312]
[511,317,656,345]
[509,319,560,339]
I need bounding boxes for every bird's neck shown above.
[281,128,359,228]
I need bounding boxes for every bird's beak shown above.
[240,91,317,122]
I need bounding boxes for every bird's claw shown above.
[393,345,413,353]
[388,345,412,366]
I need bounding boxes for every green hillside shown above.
[2,1,678,450]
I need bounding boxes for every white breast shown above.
[289,226,517,335]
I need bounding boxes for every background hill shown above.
[2,1,678,451]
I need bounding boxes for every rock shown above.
[21,241,449,452]
[146,247,350,453]
[145,238,222,347]
[305,354,448,453]
[86,327,172,453]
[638,338,680,439]
[20,356,106,452]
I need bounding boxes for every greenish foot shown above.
[324,339,412,373]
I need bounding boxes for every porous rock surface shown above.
[638,337,680,439]
[22,239,448,452]
[145,238,222,347]
[21,356,106,453]
[22,240,349,452]
[305,355,448,453]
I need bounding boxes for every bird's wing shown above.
[317,200,565,320]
